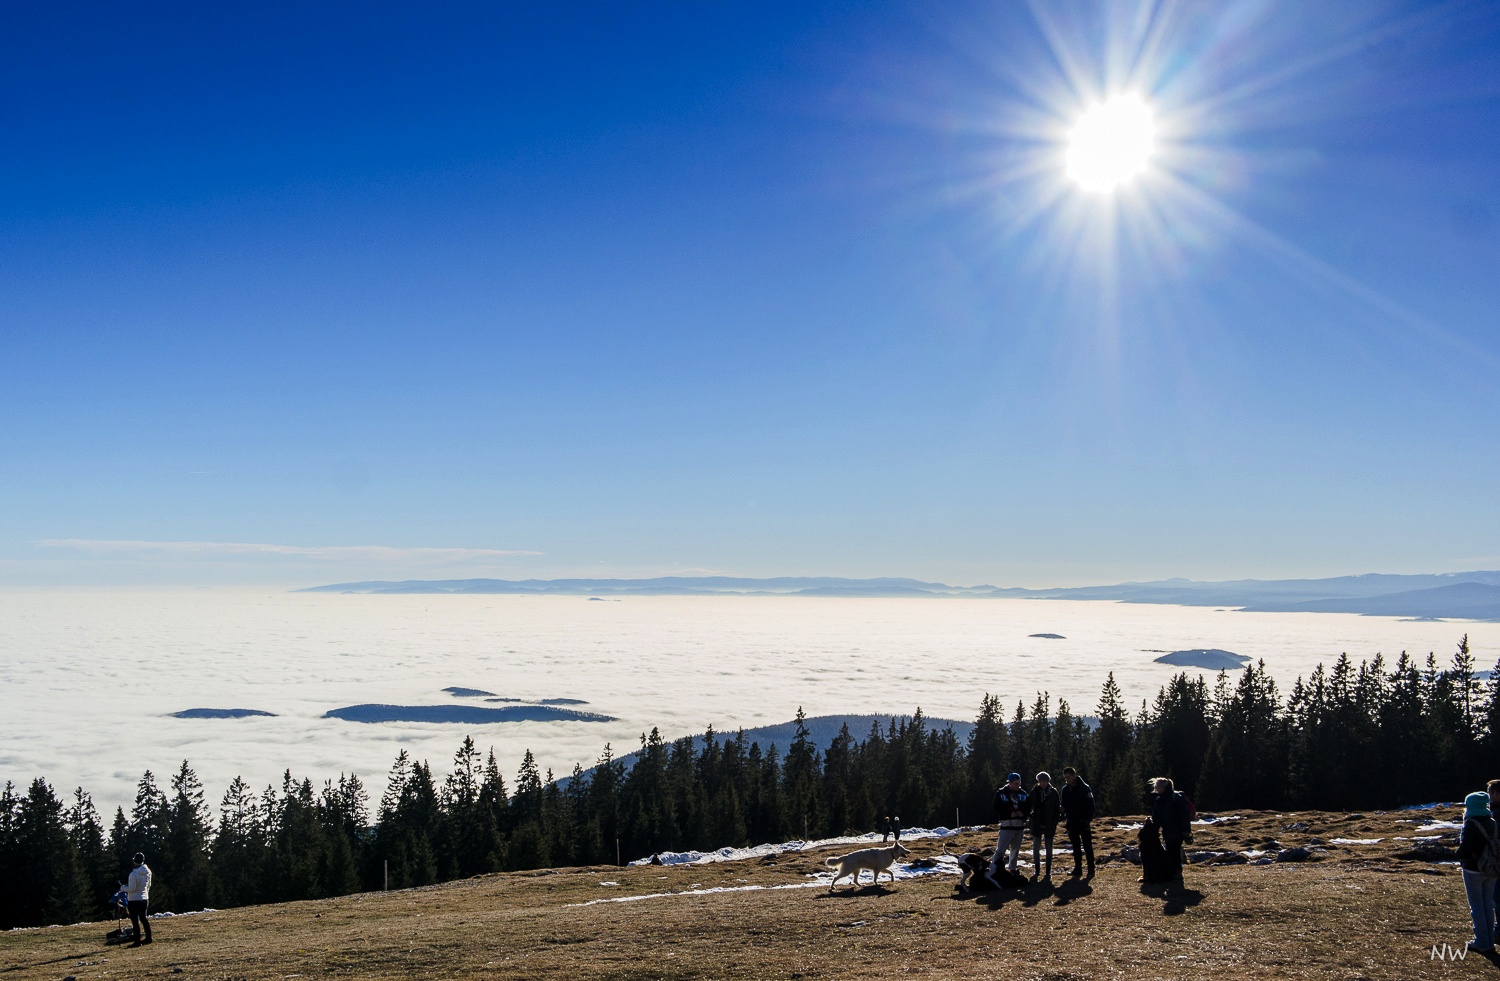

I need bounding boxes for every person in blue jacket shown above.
[1458,791,1498,953]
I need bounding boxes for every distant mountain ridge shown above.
[300,571,1500,620]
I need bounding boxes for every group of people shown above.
[988,766,1099,883]
[1458,779,1500,955]
[988,769,1193,895]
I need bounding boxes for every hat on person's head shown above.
[132,852,144,864]
[1036,771,1051,783]
[1465,791,1491,819]
[1007,772,1021,782]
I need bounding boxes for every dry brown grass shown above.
[3,806,1491,980]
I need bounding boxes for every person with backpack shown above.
[1028,772,1061,880]
[1149,777,1192,894]
[1458,791,1499,954]
[1060,766,1096,878]
[1490,780,1500,944]
[988,772,1031,880]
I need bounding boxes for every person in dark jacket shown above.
[1457,791,1498,953]
[987,772,1031,879]
[1148,777,1191,893]
[1028,772,1061,880]
[1491,780,1500,943]
[1060,766,1096,878]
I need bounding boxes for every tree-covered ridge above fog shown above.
[301,572,1500,620]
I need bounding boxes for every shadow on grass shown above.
[1052,877,1094,906]
[0,951,100,974]
[1138,883,1205,916]
[816,884,897,899]
[954,878,1068,910]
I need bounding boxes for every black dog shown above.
[1138,818,1171,884]
[947,846,1029,892]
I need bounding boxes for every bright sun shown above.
[1066,94,1156,193]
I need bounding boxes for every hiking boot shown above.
[128,941,142,949]
[1068,866,1081,878]
[142,937,153,945]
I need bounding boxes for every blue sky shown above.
[3,0,1498,587]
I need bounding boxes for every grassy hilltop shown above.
[1,806,1483,980]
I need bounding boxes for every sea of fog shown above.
[1,589,1495,815]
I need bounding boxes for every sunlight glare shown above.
[1066,94,1156,193]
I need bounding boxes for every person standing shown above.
[1060,766,1096,878]
[892,816,903,842]
[126,853,153,947]
[1490,780,1500,946]
[1028,772,1061,880]
[1458,791,1498,954]
[1149,777,1191,894]
[881,816,892,842]
[988,772,1031,879]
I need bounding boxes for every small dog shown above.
[825,842,910,890]
[944,844,1027,892]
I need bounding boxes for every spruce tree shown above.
[1091,673,1135,814]
[14,779,87,927]
[165,761,212,910]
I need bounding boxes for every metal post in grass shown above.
[384,859,388,891]
[616,838,621,867]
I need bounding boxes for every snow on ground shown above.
[1193,815,1242,825]
[574,856,965,907]
[1398,802,1456,811]
[1330,838,1383,845]
[1413,821,1463,832]
[629,826,978,867]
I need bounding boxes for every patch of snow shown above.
[1414,821,1462,832]
[1193,815,1242,825]
[629,826,976,867]
[1398,802,1455,811]
[1241,850,1268,858]
[597,881,618,887]
[1114,822,1144,831]
[1329,838,1383,845]
[568,860,957,907]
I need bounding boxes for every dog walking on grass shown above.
[825,842,911,890]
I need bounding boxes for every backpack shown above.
[1173,792,1195,843]
[1473,820,1500,877]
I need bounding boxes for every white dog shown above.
[824,842,911,891]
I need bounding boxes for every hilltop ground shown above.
[2,806,1492,980]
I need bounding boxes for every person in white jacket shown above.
[126,853,153,947]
